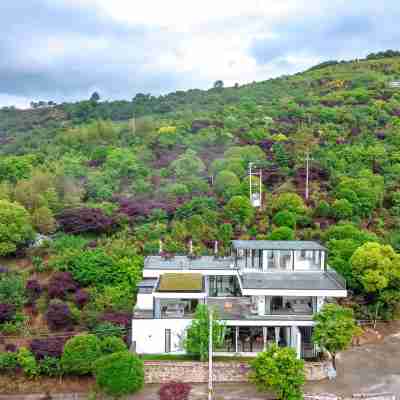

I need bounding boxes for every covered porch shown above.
[215,325,318,360]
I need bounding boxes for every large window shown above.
[267,250,292,271]
[160,299,199,318]
[209,276,240,297]
[267,296,314,315]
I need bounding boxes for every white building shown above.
[131,240,347,359]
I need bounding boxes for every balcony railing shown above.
[326,267,346,289]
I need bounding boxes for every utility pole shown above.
[249,162,253,204]
[208,309,213,400]
[305,151,310,201]
[259,168,262,208]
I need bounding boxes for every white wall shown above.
[132,319,192,354]
[136,293,153,310]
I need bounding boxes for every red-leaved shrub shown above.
[30,336,68,359]
[0,304,16,323]
[45,300,73,331]
[47,272,78,300]
[158,382,192,400]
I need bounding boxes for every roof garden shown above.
[158,273,204,292]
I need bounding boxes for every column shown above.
[263,327,267,350]
[274,327,280,345]
[235,326,239,353]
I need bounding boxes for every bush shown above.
[272,211,296,228]
[26,279,42,303]
[0,303,16,323]
[269,227,295,240]
[92,322,125,338]
[332,198,353,220]
[30,337,66,360]
[0,200,35,256]
[47,272,78,300]
[0,351,18,373]
[45,300,73,331]
[251,344,305,400]
[57,207,116,235]
[159,382,192,400]
[100,336,127,355]
[93,351,144,396]
[38,356,62,377]
[17,347,39,378]
[61,334,102,375]
[74,289,90,308]
[0,271,26,308]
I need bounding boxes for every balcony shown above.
[207,298,314,321]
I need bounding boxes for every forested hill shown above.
[1,51,400,327]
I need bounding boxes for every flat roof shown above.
[240,272,343,291]
[144,255,236,270]
[232,240,326,251]
[158,273,204,292]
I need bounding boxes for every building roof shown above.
[240,272,344,291]
[232,240,326,251]
[144,255,236,270]
[158,273,204,292]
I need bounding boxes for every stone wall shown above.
[144,360,331,384]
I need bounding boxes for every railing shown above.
[326,267,346,289]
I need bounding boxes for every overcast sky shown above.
[1,0,399,108]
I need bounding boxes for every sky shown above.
[0,0,399,108]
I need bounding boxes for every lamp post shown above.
[208,309,213,400]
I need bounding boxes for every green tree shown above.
[61,334,102,375]
[331,199,353,220]
[250,344,305,400]
[224,195,254,227]
[93,351,144,397]
[350,242,400,322]
[269,227,295,240]
[273,211,296,229]
[184,304,225,361]
[273,193,306,214]
[171,149,205,179]
[0,200,35,256]
[312,304,358,369]
[214,170,240,199]
[31,206,57,234]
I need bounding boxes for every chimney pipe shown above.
[189,239,193,254]
[214,241,218,255]
[159,239,163,254]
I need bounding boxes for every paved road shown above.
[304,331,400,396]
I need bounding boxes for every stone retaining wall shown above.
[144,360,331,383]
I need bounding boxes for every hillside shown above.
[1,52,400,362]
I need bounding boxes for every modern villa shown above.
[131,240,347,359]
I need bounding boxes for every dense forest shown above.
[1,51,400,375]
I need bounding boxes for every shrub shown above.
[74,289,90,308]
[0,200,35,256]
[38,356,62,377]
[159,382,192,400]
[269,227,295,240]
[57,207,115,235]
[47,272,78,300]
[100,336,127,355]
[0,351,18,373]
[332,199,353,220]
[93,351,144,396]
[101,312,131,329]
[30,337,66,360]
[272,211,296,228]
[25,279,42,303]
[251,344,305,400]
[0,303,16,323]
[273,193,306,214]
[17,347,39,378]
[61,334,102,375]
[92,322,125,338]
[0,271,26,308]
[45,300,73,331]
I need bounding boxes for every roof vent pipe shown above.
[214,241,218,255]
[159,239,163,254]
[189,239,193,254]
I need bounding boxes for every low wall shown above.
[144,360,331,383]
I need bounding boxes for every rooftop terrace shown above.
[144,255,236,270]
